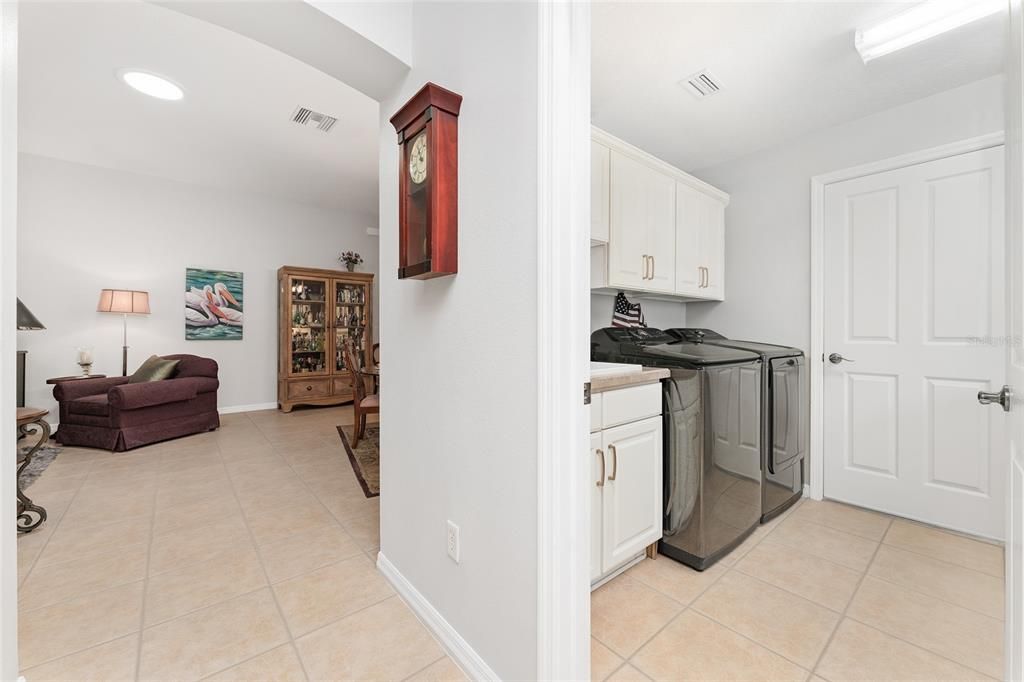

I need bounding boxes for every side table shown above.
[46,374,107,384]
[16,407,49,533]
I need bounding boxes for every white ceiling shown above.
[593,2,1006,172]
[19,1,380,217]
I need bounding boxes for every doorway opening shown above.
[588,2,1010,680]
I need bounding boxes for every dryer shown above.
[669,329,807,522]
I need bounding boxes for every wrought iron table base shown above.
[17,419,49,533]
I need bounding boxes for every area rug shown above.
[337,425,379,498]
[18,445,61,489]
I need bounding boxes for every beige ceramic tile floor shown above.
[17,406,466,682]
[592,498,1005,682]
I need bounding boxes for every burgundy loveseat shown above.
[53,354,220,451]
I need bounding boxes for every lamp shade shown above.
[16,298,45,330]
[97,289,150,314]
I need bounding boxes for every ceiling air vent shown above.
[680,70,722,99]
[291,106,338,133]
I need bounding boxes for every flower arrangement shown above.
[339,251,363,272]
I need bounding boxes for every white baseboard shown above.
[218,402,277,415]
[376,552,499,681]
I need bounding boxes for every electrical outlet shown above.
[446,520,460,563]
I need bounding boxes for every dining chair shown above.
[372,343,380,367]
[342,339,378,448]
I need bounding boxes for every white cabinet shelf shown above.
[591,126,728,302]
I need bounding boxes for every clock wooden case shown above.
[390,82,462,280]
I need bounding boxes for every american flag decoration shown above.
[612,292,646,328]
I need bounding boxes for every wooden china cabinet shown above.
[277,266,374,412]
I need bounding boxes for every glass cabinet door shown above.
[287,276,328,376]
[332,280,368,374]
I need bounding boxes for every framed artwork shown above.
[185,268,243,340]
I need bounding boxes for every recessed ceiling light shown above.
[117,69,184,101]
[855,0,1004,63]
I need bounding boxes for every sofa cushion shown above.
[163,354,218,379]
[129,355,180,383]
[68,394,111,417]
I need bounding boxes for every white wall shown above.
[590,293,685,333]
[686,75,1005,353]
[306,1,412,66]
[376,4,539,679]
[1,3,17,677]
[17,153,379,418]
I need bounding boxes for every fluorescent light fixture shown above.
[855,0,1005,63]
[118,69,184,101]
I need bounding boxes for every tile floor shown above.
[592,498,1005,681]
[17,406,466,682]
[18,407,1008,681]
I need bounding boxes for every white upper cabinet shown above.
[675,182,725,300]
[608,151,676,293]
[591,140,610,244]
[592,126,728,301]
[700,196,725,300]
[608,152,650,289]
[674,183,704,297]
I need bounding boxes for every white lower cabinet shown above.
[591,431,605,583]
[601,417,663,572]
[590,383,663,584]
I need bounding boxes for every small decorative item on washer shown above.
[611,292,646,329]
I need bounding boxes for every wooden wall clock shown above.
[389,82,462,280]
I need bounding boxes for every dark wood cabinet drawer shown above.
[287,379,331,400]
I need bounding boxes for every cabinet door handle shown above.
[608,444,618,481]
[650,257,655,280]
[705,266,710,288]
[596,448,606,487]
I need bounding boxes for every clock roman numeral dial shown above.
[408,133,428,184]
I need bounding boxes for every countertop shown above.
[591,366,670,394]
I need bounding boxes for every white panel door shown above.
[1004,5,1024,673]
[590,431,604,582]
[675,183,703,296]
[601,417,662,572]
[823,146,1006,539]
[591,141,610,244]
[608,152,651,289]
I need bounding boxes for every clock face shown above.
[408,133,428,184]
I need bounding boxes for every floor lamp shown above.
[97,289,150,376]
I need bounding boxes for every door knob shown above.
[828,353,854,364]
[978,385,1012,412]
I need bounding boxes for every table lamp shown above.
[97,289,150,376]
[16,298,45,408]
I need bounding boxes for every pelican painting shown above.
[185,268,244,340]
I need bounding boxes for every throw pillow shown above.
[129,355,180,383]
